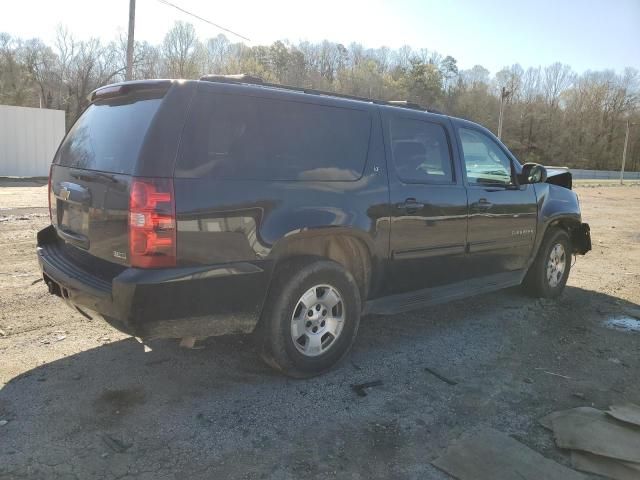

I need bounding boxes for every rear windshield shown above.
[55,96,162,174]
[176,91,372,181]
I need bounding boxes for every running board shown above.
[363,271,525,316]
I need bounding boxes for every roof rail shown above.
[198,73,444,114]
[200,73,265,85]
[387,100,424,111]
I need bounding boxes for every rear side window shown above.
[389,117,454,184]
[56,97,162,175]
[176,92,371,181]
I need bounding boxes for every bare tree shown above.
[22,39,58,107]
[205,34,231,74]
[543,62,573,108]
[0,23,637,171]
[162,21,200,78]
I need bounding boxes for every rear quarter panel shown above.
[173,94,391,298]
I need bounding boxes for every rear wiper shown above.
[71,170,118,183]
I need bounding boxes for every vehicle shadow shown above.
[1,286,638,479]
[0,177,48,188]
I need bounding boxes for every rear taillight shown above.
[129,178,176,268]
[47,164,54,223]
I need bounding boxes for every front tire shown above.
[257,259,361,378]
[523,227,571,298]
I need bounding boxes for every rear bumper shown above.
[37,225,272,339]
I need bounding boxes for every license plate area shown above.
[58,202,88,233]
[57,201,90,249]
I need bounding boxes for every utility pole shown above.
[125,0,136,81]
[620,119,635,185]
[497,87,510,139]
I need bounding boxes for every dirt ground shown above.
[0,181,639,480]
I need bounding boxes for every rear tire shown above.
[523,227,571,298]
[256,258,361,378]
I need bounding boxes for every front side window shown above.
[459,128,513,186]
[389,117,454,184]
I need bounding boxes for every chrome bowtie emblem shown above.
[60,186,71,201]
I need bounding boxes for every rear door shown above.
[384,111,468,294]
[49,82,184,266]
[454,123,537,277]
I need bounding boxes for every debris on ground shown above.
[179,336,197,349]
[351,380,383,397]
[0,420,8,427]
[540,404,640,479]
[541,370,572,379]
[571,451,640,480]
[604,316,640,333]
[424,367,458,385]
[607,403,640,427]
[101,434,133,453]
[432,427,586,480]
[177,336,205,350]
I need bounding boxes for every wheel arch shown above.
[268,230,374,303]
[545,216,585,253]
[534,183,584,257]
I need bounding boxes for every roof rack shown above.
[199,74,444,114]
[387,100,423,111]
[200,74,265,85]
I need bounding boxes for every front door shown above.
[385,113,468,294]
[455,125,537,278]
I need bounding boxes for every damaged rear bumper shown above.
[36,225,272,339]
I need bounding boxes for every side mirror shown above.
[519,163,547,184]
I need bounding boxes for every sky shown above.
[1,0,638,74]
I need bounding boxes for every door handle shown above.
[475,198,493,209]
[397,198,425,213]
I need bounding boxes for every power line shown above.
[156,0,251,42]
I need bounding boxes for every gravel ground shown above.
[0,181,639,480]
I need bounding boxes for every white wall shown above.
[571,169,640,180]
[0,105,66,177]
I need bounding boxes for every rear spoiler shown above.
[88,80,173,103]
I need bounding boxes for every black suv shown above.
[37,75,591,377]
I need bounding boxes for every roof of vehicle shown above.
[91,76,497,132]
[93,75,451,115]
[198,73,448,114]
